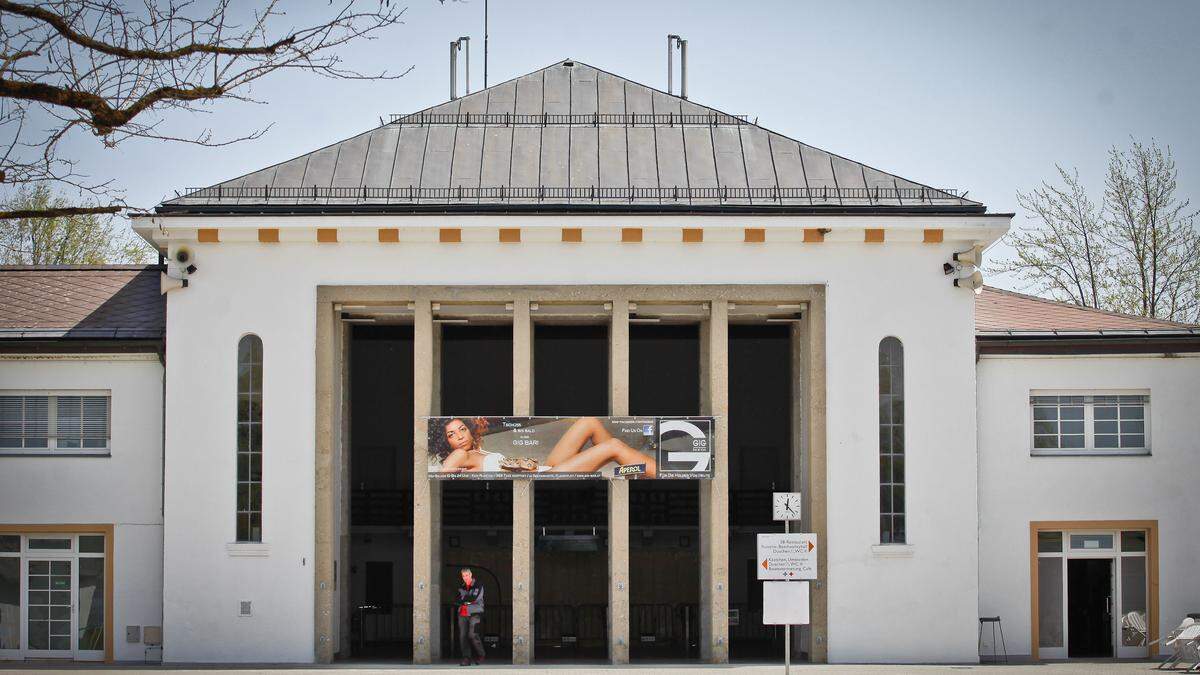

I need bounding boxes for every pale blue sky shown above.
[58,0,1200,286]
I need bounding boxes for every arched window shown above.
[237,334,263,542]
[879,336,905,544]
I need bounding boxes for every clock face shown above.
[772,492,802,520]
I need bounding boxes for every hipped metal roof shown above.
[160,60,984,215]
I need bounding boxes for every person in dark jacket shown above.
[455,568,485,666]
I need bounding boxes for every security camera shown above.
[171,246,197,276]
[954,270,984,294]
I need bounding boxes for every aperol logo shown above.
[613,463,647,477]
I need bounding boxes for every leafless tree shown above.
[997,166,1109,309]
[0,0,412,219]
[1102,140,1200,322]
[993,139,1200,324]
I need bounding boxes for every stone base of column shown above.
[608,479,630,663]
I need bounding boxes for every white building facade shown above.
[1,60,1196,665]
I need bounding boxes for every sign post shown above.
[761,492,811,675]
[785,519,791,675]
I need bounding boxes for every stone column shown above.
[608,299,631,663]
[805,291,829,662]
[511,297,535,664]
[337,320,353,656]
[314,300,336,662]
[699,299,730,662]
[791,320,809,660]
[430,323,443,660]
[412,299,441,663]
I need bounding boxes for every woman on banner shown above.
[430,416,657,477]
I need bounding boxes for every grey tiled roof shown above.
[0,266,165,340]
[163,60,981,212]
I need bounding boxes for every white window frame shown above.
[0,533,107,661]
[0,390,111,456]
[1034,527,1149,660]
[1029,389,1150,457]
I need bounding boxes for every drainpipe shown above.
[679,38,688,99]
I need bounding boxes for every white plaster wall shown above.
[977,354,1200,657]
[158,220,984,663]
[0,355,164,661]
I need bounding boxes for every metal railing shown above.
[354,603,414,649]
[388,112,750,126]
[178,184,968,205]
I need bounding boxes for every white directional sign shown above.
[756,533,818,580]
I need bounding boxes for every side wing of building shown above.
[975,287,1200,660]
[0,266,165,662]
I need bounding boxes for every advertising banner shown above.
[425,416,714,480]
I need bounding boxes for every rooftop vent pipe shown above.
[667,34,687,99]
[450,36,470,100]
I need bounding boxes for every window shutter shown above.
[81,396,110,448]
[0,396,22,447]
[57,395,82,447]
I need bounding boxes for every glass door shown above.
[25,558,73,658]
[0,534,106,662]
[1036,528,1150,660]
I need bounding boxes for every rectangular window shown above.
[0,393,110,455]
[1030,393,1149,455]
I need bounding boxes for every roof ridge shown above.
[981,285,1196,329]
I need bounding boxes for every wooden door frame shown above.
[1029,519,1158,661]
[0,524,115,663]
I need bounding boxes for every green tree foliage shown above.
[0,184,152,264]
[995,140,1200,324]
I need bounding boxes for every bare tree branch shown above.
[0,0,299,61]
[993,140,1200,324]
[0,0,413,217]
[0,204,120,219]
